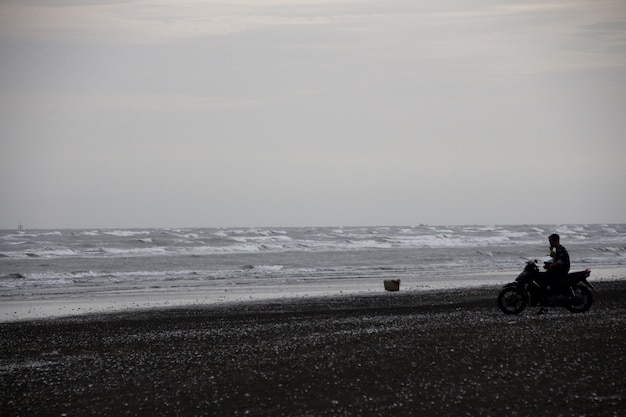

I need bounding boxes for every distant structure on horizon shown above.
[17,222,24,231]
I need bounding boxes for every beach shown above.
[1,280,625,416]
[3,225,626,323]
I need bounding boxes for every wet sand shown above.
[1,280,625,416]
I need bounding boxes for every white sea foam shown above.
[78,230,101,236]
[103,230,151,237]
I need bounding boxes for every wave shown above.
[241,265,284,273]
[102,230,151,237]
[1,231,62,240]
[1,225,624,261]
[596,247,626,256]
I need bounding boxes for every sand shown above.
[1,280,625,416]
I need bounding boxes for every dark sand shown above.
[2,281,625,416]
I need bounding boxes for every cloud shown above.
[0,0,347,43]
[2,0,623,75]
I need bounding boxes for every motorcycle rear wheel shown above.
[565,284,593,313]
[497,287,526,315]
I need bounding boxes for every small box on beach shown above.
[384,279,401,291]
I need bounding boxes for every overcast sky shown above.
[1,0,625,229]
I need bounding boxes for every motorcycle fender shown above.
[503,282,522,291]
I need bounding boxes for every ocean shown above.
[1,224,625,321]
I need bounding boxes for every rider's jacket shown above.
[552,245,570,274]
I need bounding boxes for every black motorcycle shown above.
[497,260,594,315]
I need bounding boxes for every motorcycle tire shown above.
[497,286,526,315]
[565,284,593,313]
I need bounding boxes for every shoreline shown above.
[2,280,625,416]
[1,282,502,324]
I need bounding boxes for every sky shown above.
[1,0,625,229]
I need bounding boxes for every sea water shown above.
[1,224,625,320]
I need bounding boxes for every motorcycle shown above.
[497,259,594,315]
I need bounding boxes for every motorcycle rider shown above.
[537,234,570,314]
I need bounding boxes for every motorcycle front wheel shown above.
[565,284,593,313]
[497,286,526,315]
